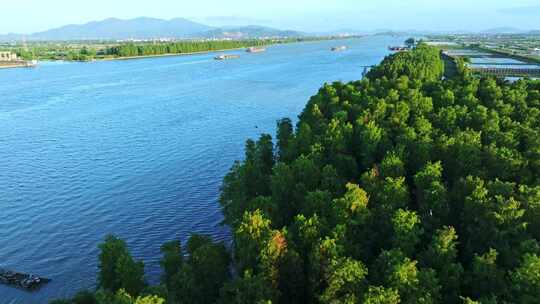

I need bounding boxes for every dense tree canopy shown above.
[104,40,268,58]
[53,44,540,303]
[7,38,317,61]
[218,43,540,303]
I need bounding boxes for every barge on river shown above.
[246,47,266,53]
[0,268,51,290]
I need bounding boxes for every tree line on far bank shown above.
[14,40,266,61]
[51,44,540,304]
[103,40,267,58]
[10,37,317,62]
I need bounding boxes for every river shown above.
[0,36,401,303]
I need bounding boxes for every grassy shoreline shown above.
[97,46,249,62]
[15,36,360,63]
[0,36,362,68]
[0,46,250,68]
[96,38,349,62]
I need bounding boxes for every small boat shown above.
[0,268,51,291]
[331,46,347,52]
[246,47,266,53]
[215,54,240,60]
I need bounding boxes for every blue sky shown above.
[1,0,540,34]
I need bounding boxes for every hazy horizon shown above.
[1,0,540,35]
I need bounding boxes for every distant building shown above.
[0,51,18,61]
[426,41,458,46]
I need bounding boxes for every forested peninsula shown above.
[52,44,540,304]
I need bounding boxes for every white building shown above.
[0,51,18,61]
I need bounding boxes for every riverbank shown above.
[99,38,350,62]
[0,62,35,69]
[45,46,266,64]
[31,46,265,64]
[99,46,249,62]
[29,38,356,65]
[14,36,361,64]
[33,47,252,64]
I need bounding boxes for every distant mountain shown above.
[0,18,308,41]
[313,29,367,36]
[481,27,524,34]
[373,30,415,36]
[1,17,213,41]
[197,25,306,39]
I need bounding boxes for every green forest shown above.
[103,40,268,58]
[51,44,540,304]
[9,38,314,61]
[11,40,263,61]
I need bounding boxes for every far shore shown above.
[1,36,362,67]
[65,38,345,63]
[101,37,354,62]
[99,46,249,62]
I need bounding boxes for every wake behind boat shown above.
[214,54,240,60]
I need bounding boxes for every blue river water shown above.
[0,36,400,303]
